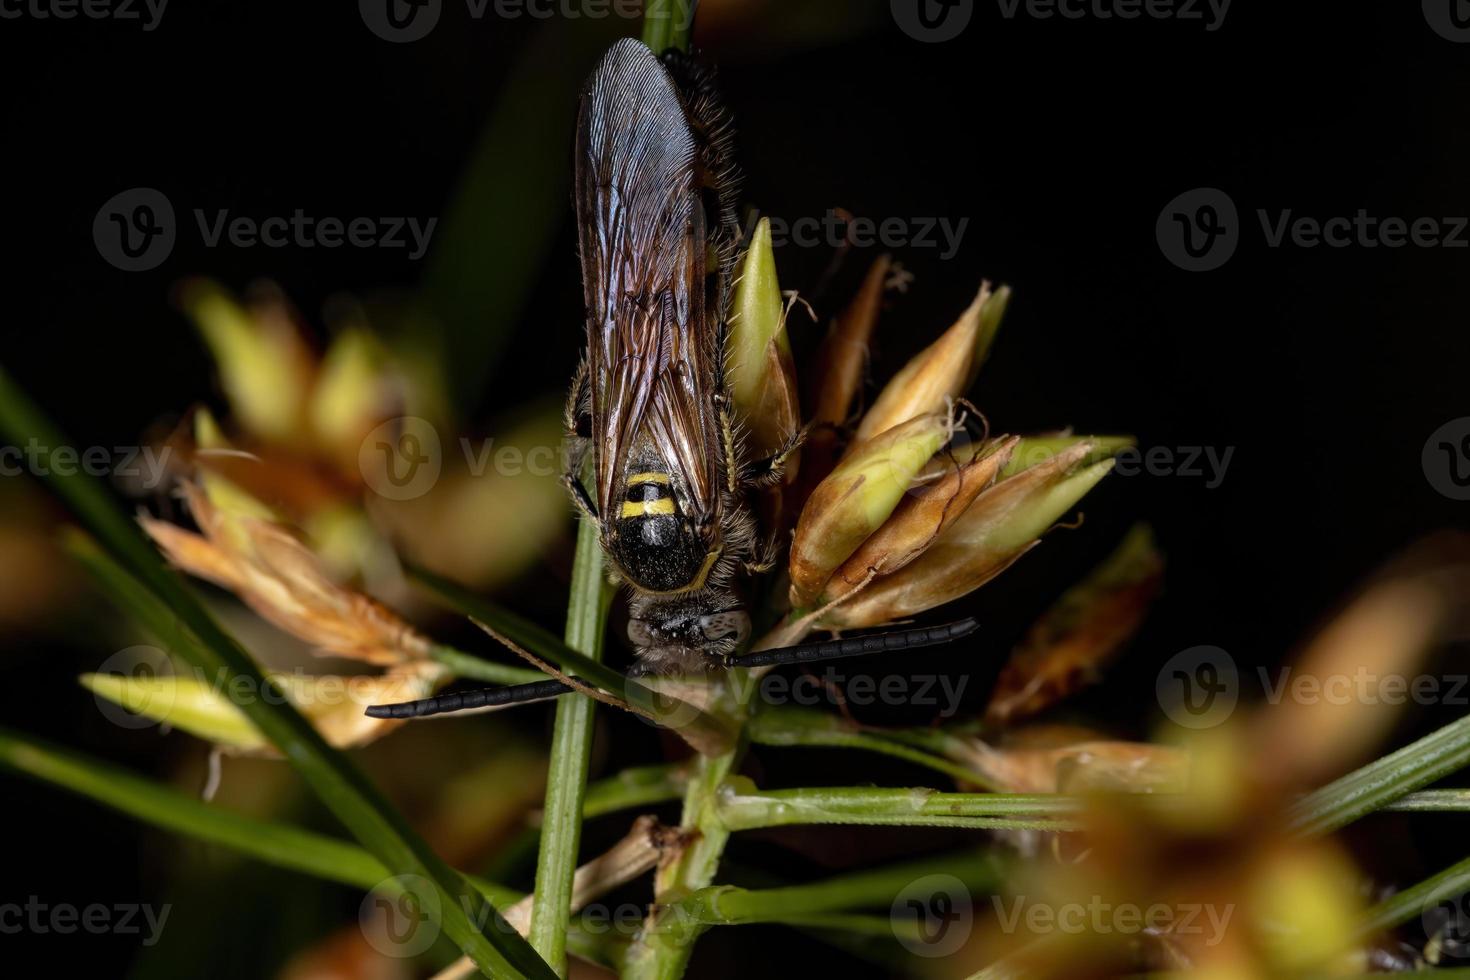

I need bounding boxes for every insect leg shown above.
[562,363,599,519]
[740,422,810,488]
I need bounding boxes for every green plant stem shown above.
[0,367,551,980]
[622,747,743,980]
[0,727,631,964]
[429,644,548,686]
[714,785,1082,831]
[582,763,689,816]
[1288,712,1470,836]
[529,520,614,976]
[678,851,1005,923]
[747,706,1001,789]
[1357,852,1470,940]
[641,0,694,54]
[1380,789,1470,812]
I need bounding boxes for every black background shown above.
[2,0,1467,976]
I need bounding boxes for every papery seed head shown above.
[824,436,1019,598]
[788,412,950,608]
[820,448,1115,628]
[852,281,1008,444]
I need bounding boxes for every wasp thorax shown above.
[627,594,750,675]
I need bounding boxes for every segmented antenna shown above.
[364,619,980,720]
[364,678,573,719]
[724,618,980,669]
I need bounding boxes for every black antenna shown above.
[724,617,980,668]
[365,678,573,719]
[364,618,980,720]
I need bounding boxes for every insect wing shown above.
[574,39,721,525]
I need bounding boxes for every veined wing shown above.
[574,38,721,524]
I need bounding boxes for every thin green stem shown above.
[530,520,614,976]
[582,763,689,817]
[429,644,548,686]
[1357,852,1470,940]
[714,785,1082,831]
[0,366,551,980]
[0,727,630,964]
[641,0,695,54]
[1381,789,1470,812]
[1287,712,1470,836]
[675,851,1006,924]
[748,707,1002,790]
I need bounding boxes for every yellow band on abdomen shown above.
[626,472,670,486]
[620,498,675,517]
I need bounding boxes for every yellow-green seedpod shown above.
[789,412,950,607]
